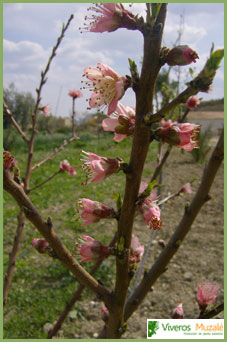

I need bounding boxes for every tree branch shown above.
[3,171,112,308]
[31,136,77,172]
[3,100,29,144]
[28,169,62,193]
[197,303,224,319]
[124,129,224,322]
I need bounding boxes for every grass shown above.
[3,130,158,338]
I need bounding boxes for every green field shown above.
[3,131,158,338]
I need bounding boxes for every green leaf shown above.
[143,180,157,198]
[151,3,162,20]
[113,192,122,211]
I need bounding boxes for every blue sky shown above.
[3,3,224,119]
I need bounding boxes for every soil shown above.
[53,119,224,339]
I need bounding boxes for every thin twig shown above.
[28,169,62,193]
[3,101,29,144]
[3,209,24,309]
[31,136,77,171]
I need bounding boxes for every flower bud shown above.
[74,235,110,262]
[166,45,199,66]
[172,301,184,319]
[186,95,200,110]
[196,282,220,311]
[32,238,49,254]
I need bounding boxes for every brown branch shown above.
[124,129,224,322]
[3,101,29,144]
[24,14,74,191]
[105,5,168,338]
[28,169,62,193]
[3,171,112,308]
[71,98,77,138]
[47,233,118,339]
[197,303,224,319]
[3,209,25,309]
[31,136,77,172]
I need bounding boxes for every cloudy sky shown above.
[3,2,224,119]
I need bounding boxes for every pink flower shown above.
[186,95,200,110]
[166,45,199,66]
[129,235,144,265]
[102,102,135,142]
[101,307,109,324]
[60,160,76,176]
[83,63,129,115]
[172,302,184,319]
[74,235,110,262]
[3,151,17,169]
[180,183,192,194]
[138,182,161,230]
[68,89,83,99]
[157,119,200,151]
[196,282,220,310]
[77,198,115,226]
[82,3,137,33]
[39,104,50,117]
[32,238,49,254]
[81,151,122,183]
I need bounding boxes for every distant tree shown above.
[3,83,35,130]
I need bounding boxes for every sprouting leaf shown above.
[151,3,162,20]
[143,180,157,198]
[118,236,125,253]
[113,192,122,211]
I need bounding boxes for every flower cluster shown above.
[68,89,83,99]
[74,235,110,262]
[60,160,76,176]
[83,63,129,115]
[156,119,200,151]
[81,3,137,33]
[81,151,122,184]
[77,198,115,226]
[102,102,135,142]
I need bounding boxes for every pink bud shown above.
[39,104,50,117]
[196,282,220,311]
[166,45,199,66]
[59,160,76,176]
[157,119,200,151]
[129,235,144,265]
[68,89,83,99]
[77,198,115,226]
[74,235,110,262]
[181,183,192,194]
[32,238,49,254]
[81,151,122,183]
[172,301,184,319]
[186,96,200,110]
[101,307,109,324]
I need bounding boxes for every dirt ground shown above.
[53,122,224,339]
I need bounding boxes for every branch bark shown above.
[3,209,25,309]
[3,171,112,308]
[3,101,29,144]
[105,5,167,338]
[124,129,224,321]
